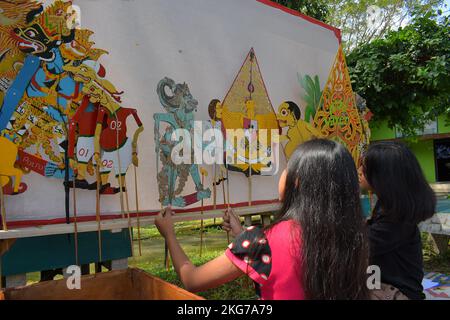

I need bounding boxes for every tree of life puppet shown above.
[154,77,211,208]
[314,45,364,164]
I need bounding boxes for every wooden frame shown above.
[0,203,281,240]
[0,268,203,300]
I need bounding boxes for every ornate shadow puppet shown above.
[64,60,143,195]
[209,49,279,177]
[0,1,108,192]
[154,77,211,208]
[314,45,364,164]
[207,49,280,206]
[0,1,144,254]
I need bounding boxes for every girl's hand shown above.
[155,207,176,238]
[222,208,244,237]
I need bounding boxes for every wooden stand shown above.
[0,268,202,300]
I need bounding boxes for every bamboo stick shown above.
[123,177,134,257]
[134,165,142,256]
[0,184,6,231]
[72,175,79,266]
[95,163,103,261]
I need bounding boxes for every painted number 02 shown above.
[102,159,113,169]
[110,120,122,131]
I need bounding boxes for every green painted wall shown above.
[371,116,450,141]
[370,120,437,182]
[408,140,436,182]
[370,121,396,141]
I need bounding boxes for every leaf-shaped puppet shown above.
[297,73,322,122]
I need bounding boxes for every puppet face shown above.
[13,24,54,56]
[64,62,122,114]
[82,82,120,114]
[277,102,296,128]
[174,83,198,114]
[63,63,97,84]
[215,102,223,120]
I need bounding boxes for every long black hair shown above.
[362,141,436,224]
[275,139,369,300]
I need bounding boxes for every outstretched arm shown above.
[131,109,144,158]
[155,207,244,292]
[94,107,106,163]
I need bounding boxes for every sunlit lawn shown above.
[129,219,257,300]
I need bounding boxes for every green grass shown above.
[129,220,257,300]
[422,233,450,275]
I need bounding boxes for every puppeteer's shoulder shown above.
[266,219,300,237]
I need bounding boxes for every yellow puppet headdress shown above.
[33,0,73,39]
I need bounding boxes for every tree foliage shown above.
[347,13,450,135]
[271,0,330,22]
[328,0,445,51]
[274,0,445,52]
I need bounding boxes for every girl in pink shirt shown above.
[156,139,370,300]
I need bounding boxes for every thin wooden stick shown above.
[117,178,125,219]
[72,174,79,266]
[123,176,134,257]
[163,207,169,269]
[0,255,3,289]
[113,113,131,259]
[200,173,205,257]
[0,184,7,231]
[165,165,176,271]
[133,165,142,256]
[213,164,217,225]
[113,113,126,220]
[221,169,230,244]
[116,173,126,219]
[95,163,103,261]
[248,174,252,206]
[226,166,231,208]
[248,146,252,207]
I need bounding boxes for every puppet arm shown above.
[153,113,162,154]
[131,109,143,167]
[93,108,106,166]
[93,123,102,165]
[279,134,289,142]
[67,121,78,171]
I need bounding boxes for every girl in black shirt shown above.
[360,141,436,300]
